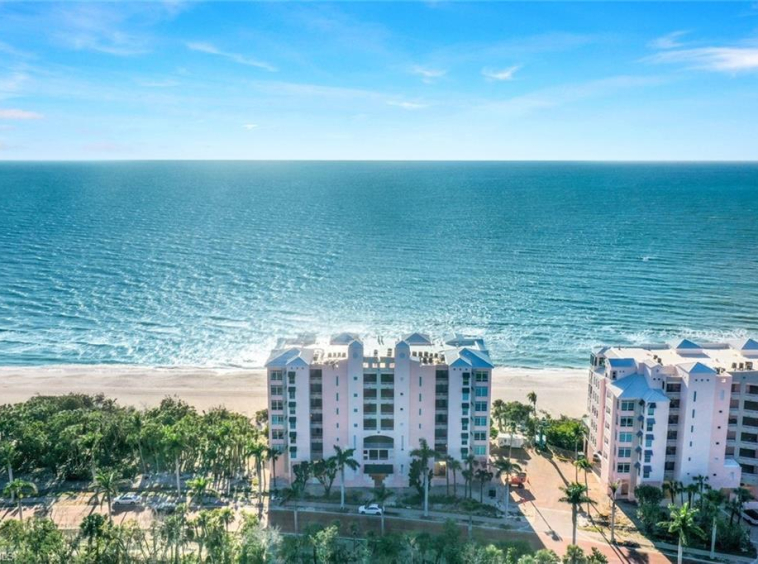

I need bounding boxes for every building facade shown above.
[587,339,758,499]
[265,332,494,488]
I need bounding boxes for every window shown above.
[475,402,487,412]
[647,404,655,415]
[666,383,681,393]
[620,401,635,412]
[616,463,631,474]
[643,468,651,479]
[645,436,653,448]
[289,446,297,458]
[619,417,634,427]
[474,417,487,427]
[646,420,654,432]
[475,386,488,397]
[270,370,283,381]
[475,371,488,383]
[270,386,283,396]
[271,400,283,411]
[617,448,631,458]
[473,431,487,441]
[473,445,486,456]
[644,451,652,463]
[288,372,296,385]
[619,432,633,443]
[270,415,284,425]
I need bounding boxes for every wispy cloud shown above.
[648,31,690,50]
[53,4,152,56]
[187,42,276,72]
[0,73,30,100]
[482,65,521,81]
[480,75,666,118]
[0,108,43,120]
[645,46,758,73]
[387,100,428,110]
[138,79,180,88]
[410,65,446,83]
[243,123,258,130]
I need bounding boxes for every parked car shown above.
[358,503,383,515]
[113,494,142,507]
[152,500,177,514]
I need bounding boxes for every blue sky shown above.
[1,1,758,160]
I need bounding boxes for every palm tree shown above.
[448,458,462,498]
[463,454,477,499]
[560,482,593,545]
[574,458,593,513]
[492,457,522,521]
[2,479,37,520]
[573,427,586,478]
[93,470,126,519]
[248,442,267,498]
[657,503,704,564]
[692,475,709,511]
[608,481,620,544]
[410,439,437,517]
[333,445,360,509]
[474,467,493,503]
[491,399,506,432]
[507,420,518,460]
[0,440,16,502]
[675,481,685,505]
[217,506,234,531]
[370,484,394,535]
[685,483,698,506]
[186,476,217,507]
[663,481,677,504]
[266,446,281,491]
[732,487,754,524]
[527,391,537,417]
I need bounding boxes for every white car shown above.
[358,503,383,515]
[113,494,142,506]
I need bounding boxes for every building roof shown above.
[402,332,433,346]
[596,338,756,377]
[330,332,361,345]
[444,346,494,369]
[678,361,717,375]
[265,332,494,369]
[609,373,669,403]
[607,358,636,368]
[264,347,314,368]
[676,339,701,350]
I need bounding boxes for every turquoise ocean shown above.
[1,162,756,368]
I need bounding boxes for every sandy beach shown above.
[0,365,587,418]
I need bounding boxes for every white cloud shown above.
[243,123,258,130]
[387,100,428,110]
[187,42,276,72]
[482,65,521,81]
[648,31,689,50]
[411,66,446,83]
[645,46,758,72]
[0,108,43,120]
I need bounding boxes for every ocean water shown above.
[1,161,757,368]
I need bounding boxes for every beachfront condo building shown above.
[587,339,758,499]
[265,332,494,487]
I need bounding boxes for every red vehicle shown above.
[508,472,527,488]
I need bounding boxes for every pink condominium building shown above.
[588,339,758,499]
[265,332,494,487]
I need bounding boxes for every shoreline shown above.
[0,365,587,418]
